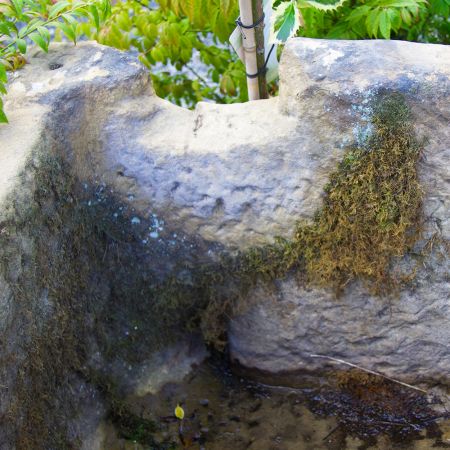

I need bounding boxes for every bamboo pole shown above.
[238,0,260,100]
[252,0,268,99]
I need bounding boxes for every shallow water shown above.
[104,357,450,449]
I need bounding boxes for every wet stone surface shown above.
[100,358,450,450]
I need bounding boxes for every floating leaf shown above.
[175,404,185,420]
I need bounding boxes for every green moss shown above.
[90,372,169,449]
[295,93,424,293]
[0,155,99,449]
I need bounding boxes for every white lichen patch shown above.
[91,51,103,63]
[83,67,109,81]
[9,81,26,95]
[321,49,344,69]
[300,39,326,51]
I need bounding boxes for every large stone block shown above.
[229,39,450,384]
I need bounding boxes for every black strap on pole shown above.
[246,44,275,79]
[235,11,274,81]
[235,12,265,30]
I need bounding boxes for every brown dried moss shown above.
[296,93,424,293]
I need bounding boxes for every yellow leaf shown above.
[175,403,184,420]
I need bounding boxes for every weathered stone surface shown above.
[229,39,450,384]
[0,38,449,447]
[0,43,210,449]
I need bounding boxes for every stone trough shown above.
[0,38,449,447]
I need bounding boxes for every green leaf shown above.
[16,38,27,54]
[151,46,164,62]
[387,8,401,30]
[347,5,371,25]
[365,8,381,37]
[54,22,76,43]
[379,0,426,6]
[220,0,233,21]
[49,1,71,19]
[181,0,195,22]
[99,0,111,20]
[10,0,24,15]
[0,111,8,123]
[299,0,347,11]
[379,9,391,39]
[37,26,51,42]
[220,74,235,96]
[270,1,302,44]
[62,13,79,28]
[400,8,412,25]
[90,5,100,29]
[29,31,48,52]
[0,63,7,83]
[0,22,13,36]
[0,98,8,124]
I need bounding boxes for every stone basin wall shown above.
[0,39,449,447]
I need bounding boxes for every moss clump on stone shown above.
[90,372,168,448]
[0,154,99,449]
[296,93,423,293]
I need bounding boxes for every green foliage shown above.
[89,0,447,107]
[270,0,302,43]
[0,0,111,122]
[396,0,450,42]
[1,0,449,116]
[272,0,431,41]
[78,0,247,107]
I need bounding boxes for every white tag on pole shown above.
[230,0,278,83]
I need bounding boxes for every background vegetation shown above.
[0,0,449,120]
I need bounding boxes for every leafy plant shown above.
[1,0,449,121]
[271,0,431,43]
[0,0,111,122]
[78,0,247,108]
